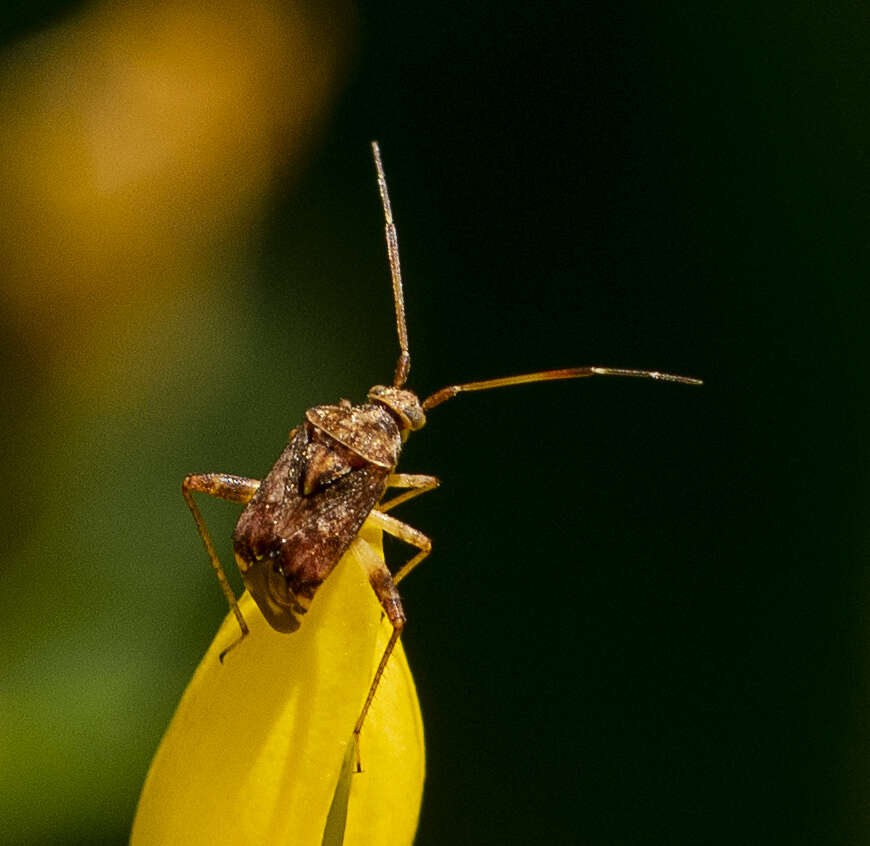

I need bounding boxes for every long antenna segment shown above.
[423,366,702,411]
[371,141,411,388]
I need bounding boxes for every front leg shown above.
[182,473,260,654]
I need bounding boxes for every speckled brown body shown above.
[231,401,401,632]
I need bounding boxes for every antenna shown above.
[369,142,702,408]
[423,366,702,411]
[371,141,411,388]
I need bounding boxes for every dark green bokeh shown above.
[1,2,868,844]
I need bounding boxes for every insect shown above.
[182,141,701,769]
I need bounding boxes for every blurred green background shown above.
[1,1,867,844]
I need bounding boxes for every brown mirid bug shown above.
[182,141,701,769]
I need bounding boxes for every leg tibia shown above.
[181,473,261,641]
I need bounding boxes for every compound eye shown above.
[402,402,425,431]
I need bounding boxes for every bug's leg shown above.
[364,508,432,585]
[182,473,260,658]
[350,534,407,771]
[352,507,433,768]
[377,473,440,512]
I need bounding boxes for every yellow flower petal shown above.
[132,525,424,845]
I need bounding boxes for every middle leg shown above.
[364,508,432,585]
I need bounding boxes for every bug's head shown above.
[368,385,426,434]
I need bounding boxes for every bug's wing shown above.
[271,459,391,591]
[232,426,391,630]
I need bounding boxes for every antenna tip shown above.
[653,372,704,385]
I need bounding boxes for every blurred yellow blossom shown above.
[0,0,351,380]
